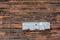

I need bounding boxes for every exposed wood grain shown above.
[0,0,60,40]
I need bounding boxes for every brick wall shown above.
[0,0,60,40]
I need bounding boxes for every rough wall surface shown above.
[0,0,60,40]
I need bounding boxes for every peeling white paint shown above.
[22,22,50,30]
